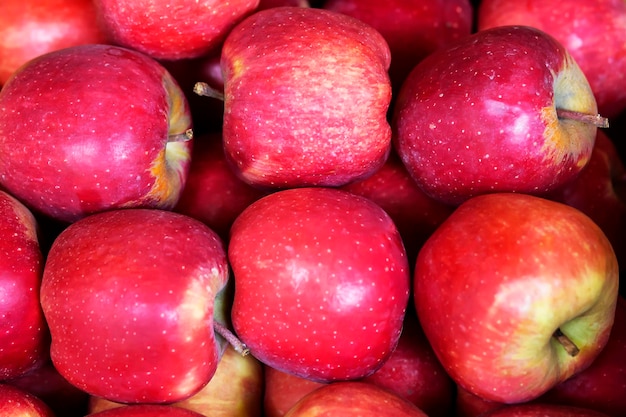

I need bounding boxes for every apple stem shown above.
[553,328,580,357]
[556,109,609,128]
[193,82,225,102]
[168,129,194,143]
[214,321,250,356]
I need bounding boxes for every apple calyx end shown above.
[168,128,194,143]
[193,82,225,102]
[553,328,580,357]
[556,109,609,128]
[213,321,250,357]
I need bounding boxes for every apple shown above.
[6,360,90,417]
[455,385,505,417]
[322,0,473,94]
[545,130,626,275]
[88,344,264,417]
[93,0,260,61]
[393,25,607,206]
[340,150,454,265]
[174,133,269,242]
[0,0,107,86]
[283,381,429,417]
[264,366,326,417]
[0,384,55,417]
[218,7,393,188]
[0,44,193,223]
[478,403,611,417]
[0,190,49,380]
[87,405,206,417]
[228,187,410,382]
[414,193,620,404]
[40,208,233,404]
[477,0,626,119]
[258,0,310,9]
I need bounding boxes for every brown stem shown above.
[556,109,609,128]
[553,328,580,357]
[193,82,225,101]
[168,128,193,143]
[214,321,250,356]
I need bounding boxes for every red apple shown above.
[393,25,606,206]
[264,366,326,417]
[229,187,410,381]
[478,403,611,417]
[219,7,392,188]
[88,344,264,417]
[322,0,473,94]
[93,0,259,60]
[174,133,269,241]
[40,209,231,404]
[0,44,193,223]
[0,384,55,417]
[0,0,107,86]
[340,150,454,264]
[545,130,626,275]
[283,381,429,417]
[414,193,619,403]
[477,0,626,119]
[0,190,49,380]
[87,405,206,417]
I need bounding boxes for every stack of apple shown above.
[0,0,625,417]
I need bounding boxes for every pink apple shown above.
[414,193,619,403]
[478,403,611,417]
[229,187,410,381]
[219,7,393,188]
[87,405,206,417]
[93,0,259,60]
[0,0,107,86]
[283,381,429,417]
[40,209,231,404]
[393,25,606,206]
[0,190,49,380]
[545,130,626,275]
[0,44,193,223]
[174,133,269,241]
[0,384,55,417]
[88,344,264,417]
[477,0,626,119]
[322,0,473,93]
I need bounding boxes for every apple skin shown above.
[40,209,230,404]
[0,44,193,223]
[0,190,49,380]
[93,0,259,61]
[0,0,107,86]
[393,25,599,206]
[283,381,429,417]
[88,344,264,417]
[221,7,393,188]
[414,193,619,404]
[545,130,626,276]
[258,0,310,9]
[263,366,326,417]
[477,0,626,119]
[478,403,611,417]
[228,187,410,382]
[87,405,207,417]
[174,133,269,241]
[0,384,55,417]
[322,0,473,94]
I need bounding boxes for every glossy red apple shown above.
[174,133,269,241]
[322,0,473,93]
[414,193,619,403]
[0,190,49,380]
[393,25,606,206]
[477,0,626,119]
[0,384,55,417]
[93,0,259,60]
[219,7,393,188]
[283,381,429,417]
[229,187,410,382]
[0,0,107,86]
[40,209,231,404]
[0,44,193,223]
